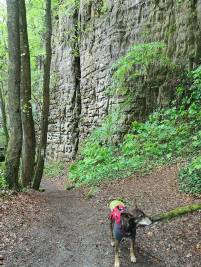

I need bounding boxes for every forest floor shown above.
[0,164,201,267]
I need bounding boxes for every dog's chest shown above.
[113,221,133,241]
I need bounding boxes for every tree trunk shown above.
[0,81,9,148]
[33,0,52,190]
[5,0,22,190]
[19,0,36,187]
[151,203,201,222]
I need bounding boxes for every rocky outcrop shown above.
[47,0,201,160]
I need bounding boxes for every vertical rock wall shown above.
[47,0,201,160]
[48,12,81,160]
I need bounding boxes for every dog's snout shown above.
[137,217,152,226]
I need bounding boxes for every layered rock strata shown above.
[47,0,201,160]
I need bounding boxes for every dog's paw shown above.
[111,241,115,247]
[114,262,120,267]
[131,255,136,263]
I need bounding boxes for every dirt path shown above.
[1,165,201,267]
[2,180,159,267]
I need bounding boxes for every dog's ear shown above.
[131,208,139,218]
[133,198,138,209]
[131,200,139,216]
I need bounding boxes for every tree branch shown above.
[151,203,201,222]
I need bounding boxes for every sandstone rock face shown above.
[47,0,201,161]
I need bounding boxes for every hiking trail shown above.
[1,165,201,267]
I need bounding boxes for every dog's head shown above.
[131,208,152,226]
[121,208,152,231]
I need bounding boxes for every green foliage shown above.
[176,0,185,4]
[0,128,5,147]
[56,0,80,17]
[112,42,174,96]
[1,0,47,118]
[69,64,201,192]
[99,0,110,15]
[26,0,45,65]
[179,156,201,194]
[0,163,6,189]
[26,0,45,106]
[44,161,65,178]
[55,0,109,17]
[0,4,7,82]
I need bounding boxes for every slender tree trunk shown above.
[5,0,22,189]
[33,0,52,190]
[0,81,9,148]
[19,0,36,187]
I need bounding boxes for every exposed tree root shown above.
[151,203,201,222]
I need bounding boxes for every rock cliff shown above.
[47,0,201,160]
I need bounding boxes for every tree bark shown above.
[0,81,9,148]
[5,0,22,189]
[19,0,36,187]
[151,203,201,222]
[33,0,52,190]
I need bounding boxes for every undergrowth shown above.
[179,156,201,194]
[0,130,6,147]
[69,43,201,194]
[44,161,65,178]
[0,163,6,189]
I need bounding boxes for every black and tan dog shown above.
[109,200,152,267]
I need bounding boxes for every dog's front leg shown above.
[130,239,136,263]
[110,220,115,246]
[114,240,120,267]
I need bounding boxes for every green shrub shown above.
[179,156,201,194]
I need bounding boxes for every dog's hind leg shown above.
[110,220,115,246]
[114,240,120,267]
[130,239,136,263]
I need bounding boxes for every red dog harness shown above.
[109,200,131,241]
[109,204,127,224]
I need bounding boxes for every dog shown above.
[109,199,152,267]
